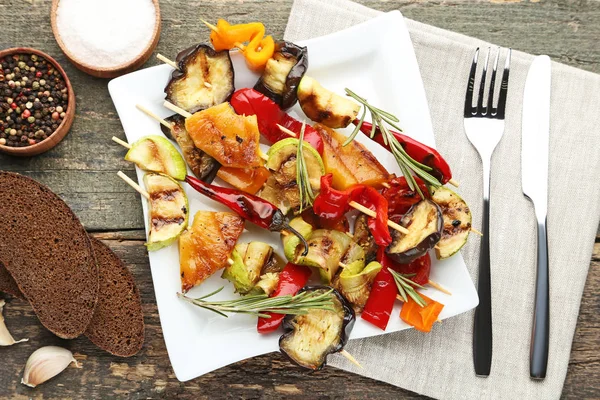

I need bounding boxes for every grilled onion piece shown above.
[386,199,443,264]
[431,186,472,259]
[144,173,189,251]
[165,44,235,113]
[279,286,355,370]
[222,241,277,294]
[161,115,220,182]
[254,41,308,110]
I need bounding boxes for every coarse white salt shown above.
[55,0,156,69]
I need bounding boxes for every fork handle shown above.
[473,195,492,377]
[530,217,549,380]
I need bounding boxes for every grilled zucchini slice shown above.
[431,186,472,259]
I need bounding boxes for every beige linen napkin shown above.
[285,0,600,399]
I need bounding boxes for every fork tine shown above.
[476,48,491,115]
[496,48,512,119]
[488,48,500,116]
[463,48,479,117]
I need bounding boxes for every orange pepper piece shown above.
[208,19,275,71]
[400,293,444,333]
[217,166,270,195]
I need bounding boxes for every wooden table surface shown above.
[1,0,598,398]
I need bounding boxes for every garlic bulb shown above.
[21,346,81,387]
[0,299,28,346]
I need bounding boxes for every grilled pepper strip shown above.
[185,175,308,254]
[382,176,430,220]
[209,19,275,71]
[361,248,397,330]
[216,166,270,194]
[257,263,312,333]
[313,174,391,246]
[230,88,324,154]
[355,121,452,184]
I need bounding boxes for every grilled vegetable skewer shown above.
[117,171,189,251]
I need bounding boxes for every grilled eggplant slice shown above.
[254,41,308,110]
[297,77,360,129]
[165,44,235,113]
[431,186,472,259]
[294,229,352,283]
[125,136,187,181]
[144,173,189,251]
[222,241,276,294]
[279,286,355,371]
[179,211,245,292]
[386,199,443,264]
[162,115,220,182]
[353,214,378,264]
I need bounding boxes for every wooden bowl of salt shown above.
[50,0,161,79]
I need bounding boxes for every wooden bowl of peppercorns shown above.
[0,47,75,157]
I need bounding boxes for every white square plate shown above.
[109,11,478,382]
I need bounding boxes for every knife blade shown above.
[521,55,551,380]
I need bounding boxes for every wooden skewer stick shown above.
[448,178,459,188]
[381,182,391,189]
[470,227,483,236]
[428,280,452,296]
[156,53,178,69]
[277,124,297,138]
[136,104,173,129]
[340,349,363,369]
[112,136,131,149]
[200,18,219,32]
[117,171,150,199]
[348,201,409,234]
[164,100,192,118]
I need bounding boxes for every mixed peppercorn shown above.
[0,53,69,147]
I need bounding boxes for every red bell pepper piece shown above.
[361,248,398,330]
[257,263,312,333]
[381,176,430,220]
[230,88,324,154]
[379,248,431,286]
[313,174,391,246]
[355,121,452,184]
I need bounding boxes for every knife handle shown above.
[530,217,550,380]
[473,197,492,377]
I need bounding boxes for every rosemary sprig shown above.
[178,287,335,318]
[343,88,442,195]
[296,121,315,212]
[388,268,427,308]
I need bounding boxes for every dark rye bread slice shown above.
[85,238,144,357]
[0,172,98,339]
[0,261,23,298]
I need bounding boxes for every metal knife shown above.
[521,55,551,380]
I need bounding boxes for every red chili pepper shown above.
[355,121,452,184]
[257,263,312,333]
[230,88,324,154]
[313,174,391,246]
[185,175,309,254]
[361,248,398,330]
[381,176,430,220]
[378,247,431,286]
